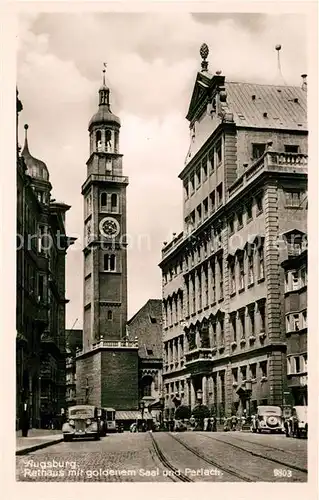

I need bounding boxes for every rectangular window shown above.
[249,308,255,336]
[230,262,236,295]
[258,247,265,280]
[197,271,202,310]
[184,181,189,199]
[196,167,201,188]
[287,357,292,375]
[292,314,300,331]
[38,275,44,302]
[204,266,209,307]
[260,361,268,378]
[218,257,223,299]
[252,143,266,160]
[202,157,207,181]
[219,318,224,345]
[196,205,202,226]
[239,309,245,338]
[248,253,254,285]
[231,314,237,342]
[300,267,307,287]
[217,183,223,206]
[229,216,234,235]
[301,310,307,329]
[232,368,238,383]
[239,257,245,290]
[203,198,208,219]
[285,190,302,207]
[209,148,215,173]
[237,209,243,229]
[211,259,216,303]
[216,140,222,165]
[190,173,195,194]
[302,354,307,373]
[256,193,263,214]
[250,363,257,380]
[210,191,216,213]
[259,302,266,332]
[285,145,299,153]
[291,271,300,290]
[294,356,300,374]
[192,275,196,314]
[246,200,253,221]
[240,366,247,383]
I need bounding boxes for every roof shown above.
[127,299,163,359]
[225,82,307,131]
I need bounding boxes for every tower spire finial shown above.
[274,44,286,85]
[200,43,209,72]
[23,123,30,153]
[103,62,107,86]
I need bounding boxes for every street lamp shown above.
[245,379,253,422]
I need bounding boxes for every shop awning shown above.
[116,410,153,420]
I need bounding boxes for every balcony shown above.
[185,347,215,365]
[229,151,308,198]
[76,339,139,357]
[82,173,129,193]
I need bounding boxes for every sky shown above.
[17,11,307,329]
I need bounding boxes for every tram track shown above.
[197,433,307,475]
[168,433,255,481]
[149,432,194,482]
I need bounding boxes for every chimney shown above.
[301,74,307,91]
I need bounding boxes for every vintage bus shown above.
[62,405,101,441]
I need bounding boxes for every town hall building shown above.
[159,44,308,421]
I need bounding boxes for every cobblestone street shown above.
[16,431,307,483]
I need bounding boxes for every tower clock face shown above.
[99,217,120,238]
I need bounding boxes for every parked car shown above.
[290,406,308,438]
[251,406,284,434]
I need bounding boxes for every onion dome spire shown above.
[88,63,120,130]
[21,124,50,181]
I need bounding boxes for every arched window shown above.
[96,130,102,151]
[104,254,110,271]
[111,193,118,211]
[110,254,116,271]
[107,310,113,321]
[105,130,112,151]
[100,192,107,208]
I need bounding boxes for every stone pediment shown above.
[186,72,226,123]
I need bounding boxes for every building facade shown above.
[281,248,307,406]
[126,299,163,417]
[76,72,139,411]
[16,90,75,428]
[159,45,308,420]
[65,329,83,407]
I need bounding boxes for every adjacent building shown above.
[16,90,75,428]
[65,329,83,407]
[76,71,140,411]
[159,45,308,420]
[126,299,163,418]
[281,248,307,406]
